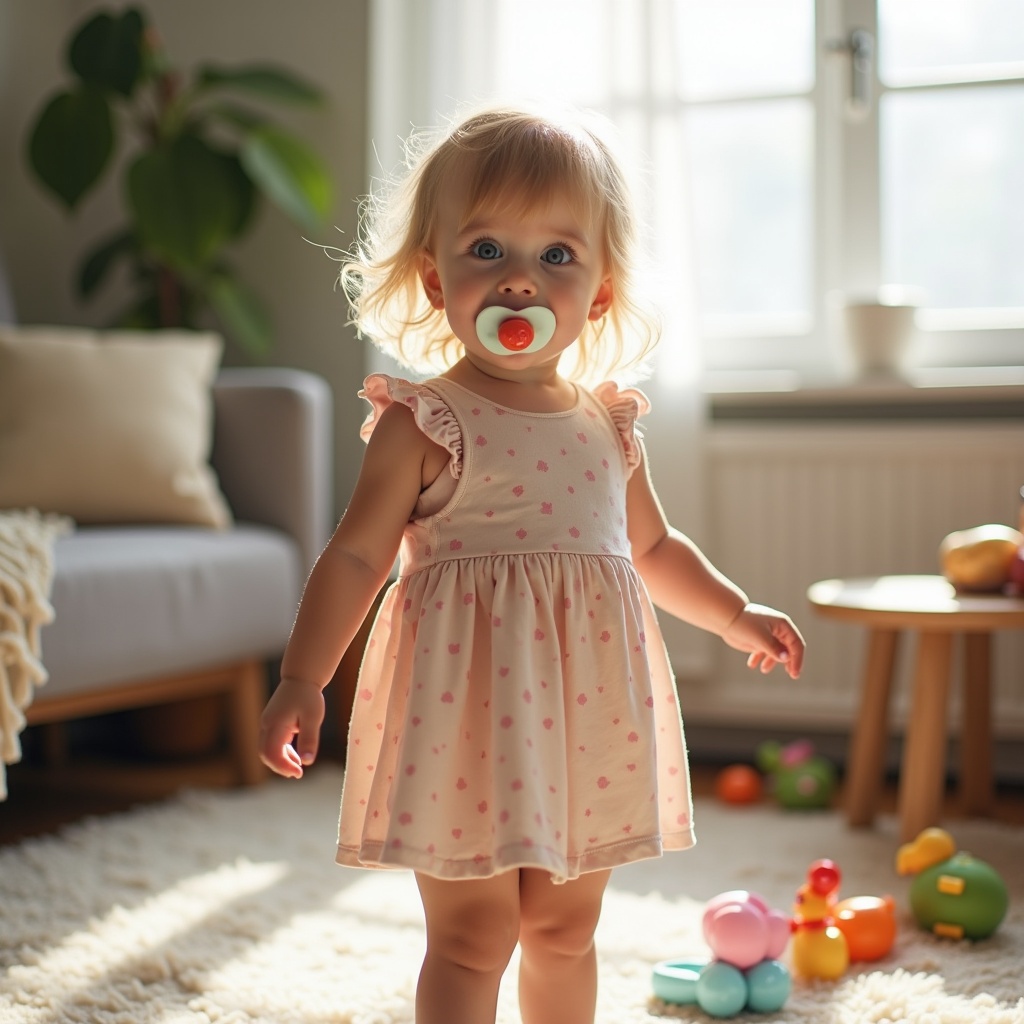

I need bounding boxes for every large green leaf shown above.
[27,86,114,209]
[206,103,269,133]
[78,227,137,297]
[205,272,273,357]
[127,134,254,272]
[220,153,259,239]
[68,7,145,98]
[197,64,324,105]
[240,126,333,231]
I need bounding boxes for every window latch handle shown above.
[827,28,875,120]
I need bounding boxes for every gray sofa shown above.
[24,367,333,783]
[1,257,334,785]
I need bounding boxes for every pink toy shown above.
[654,890,791,1016]
[703,890,790,969]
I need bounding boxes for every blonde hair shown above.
[340,104,660,384]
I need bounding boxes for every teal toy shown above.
[896,827,1009,940]
[652,957,790,1018]
[697,962,748,1017]
[757,739,836,810]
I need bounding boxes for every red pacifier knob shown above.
[497,317,534,351]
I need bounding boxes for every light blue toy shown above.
[652,957,791,1018]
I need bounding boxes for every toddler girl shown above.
[259,104,805,1024]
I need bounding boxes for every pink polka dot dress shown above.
[336,374,695,883]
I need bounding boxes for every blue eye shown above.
[541,245,574,265]
[471,239,502,260]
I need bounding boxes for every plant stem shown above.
[156,266,182,327]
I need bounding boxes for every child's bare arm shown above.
[627,444,805,678]
[259,403,441,777]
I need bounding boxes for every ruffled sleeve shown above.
[592,381,651,475]
[359,374,463,479]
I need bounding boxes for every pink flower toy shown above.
[652,890,791,1017]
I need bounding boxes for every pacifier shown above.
[475,305,556,356]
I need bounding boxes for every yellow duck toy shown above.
[790,860,850,980]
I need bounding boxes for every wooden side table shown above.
[808,575,1024,842]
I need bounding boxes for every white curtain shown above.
[367,0,712,675]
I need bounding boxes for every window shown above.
[418,0,1024,380]
[875,0,1024,369]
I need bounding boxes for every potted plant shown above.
[26,5,333,356]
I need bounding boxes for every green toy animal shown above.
[896,828,1008,941]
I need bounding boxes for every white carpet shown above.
[1,765,1022,1023]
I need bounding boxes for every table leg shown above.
[960,632,994,817]
[845,628,900,828]
[898,630,953,843]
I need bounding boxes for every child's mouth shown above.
[475,306,556,355]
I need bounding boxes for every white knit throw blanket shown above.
[0,509,72,799]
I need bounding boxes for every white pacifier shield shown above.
[475,305,556,356]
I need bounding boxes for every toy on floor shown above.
[652,890,791,1017]
[704,890,791,969]
[896,827,1009,940]
[715,763,763,805]
[757,739,836,810]
[787,858,896,964]
[833,892,897,962]
[790,860,850,980]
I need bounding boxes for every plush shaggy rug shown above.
[1,765,1021,1023]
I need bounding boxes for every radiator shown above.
[677,421,1024,739]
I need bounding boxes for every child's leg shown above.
[517,867,612,1024]
[414,871,521,1024]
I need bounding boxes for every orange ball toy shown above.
[715,764,763,805]
[833,895,897,961]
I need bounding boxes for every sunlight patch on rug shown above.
[1,766,1021,1023]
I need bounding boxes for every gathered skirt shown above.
[336,551,695,883]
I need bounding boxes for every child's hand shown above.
[258,677,326,778]
[721,603,805,679]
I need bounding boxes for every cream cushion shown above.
[0,326,231,527]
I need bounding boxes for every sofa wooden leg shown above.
[38,722,70,767]
[227,659,268,786]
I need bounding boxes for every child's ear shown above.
[588,276,613,321]
[419,254,445,310]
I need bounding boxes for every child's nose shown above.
[497,263,537,296]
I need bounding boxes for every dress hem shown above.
[336,827,696,885]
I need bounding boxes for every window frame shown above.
[701,0,1024,380]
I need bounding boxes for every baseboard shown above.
[683,721,1024,786]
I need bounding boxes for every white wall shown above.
[0,0,371,513]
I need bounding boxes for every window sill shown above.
[705,367,1024,422]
